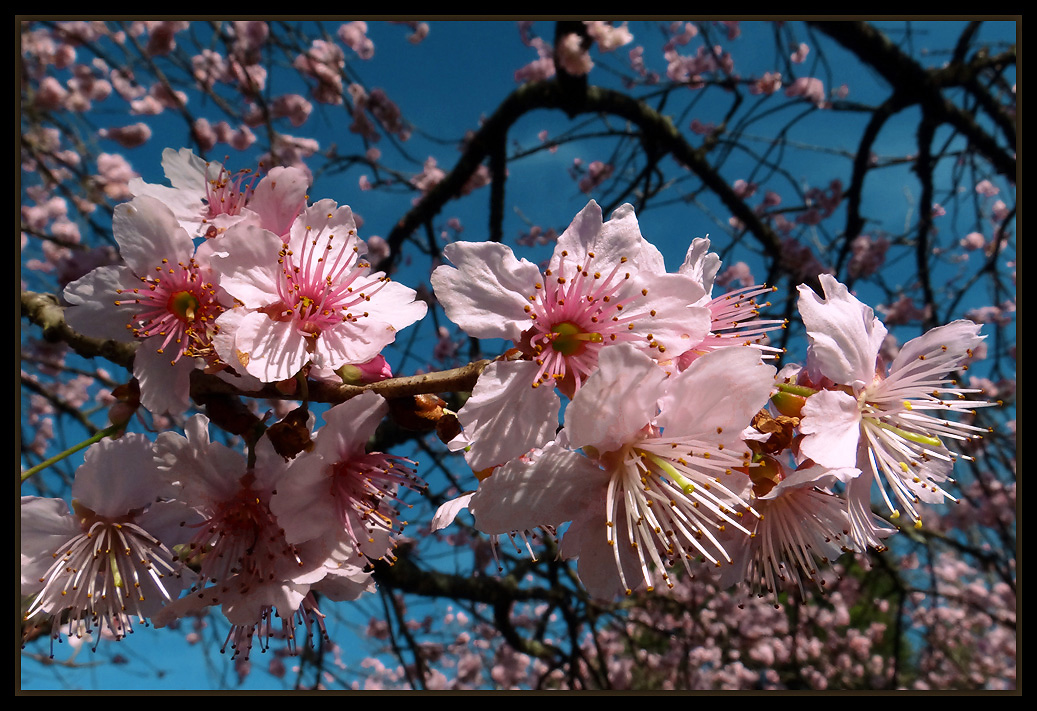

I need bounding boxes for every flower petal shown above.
[113,196,195,276]
[797,388,862,469]
[455,360,561,471]
[656,346,775,442]
[469,442,608,535]
[63,265,142,341]
[431,241,544,341]
[564,344,667,453]
[797,274,887,389]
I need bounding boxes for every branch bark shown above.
[808,20,1016,181]
[21,289,491,407]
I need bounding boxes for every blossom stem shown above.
[20,422,126,483]
[643,451,695,494]
[872,419,944,447]
[774,382,819,398]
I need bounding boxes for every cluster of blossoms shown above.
[430,200,994,601]
[62,147,427,414]
[22,147,428,657]
[21,147,995,661]
[22,392,421,658]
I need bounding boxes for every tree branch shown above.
[377,77,784,275]
[809,20,1016,181]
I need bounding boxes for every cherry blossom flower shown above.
[153,414,371,659]
[848,234,890,279]
[577,160,613,193]
[338,21,375,60]
[584,21,633,53]
[960,231,987,251]
[556,32,593,76]
[94,152,137,201]
[292,39,346,104]
[673,236,785,369]
[99,122,152,148]
[271,391,425,565]
[129,147,309,239]
[974,179,1000,197]
[210,198,428,384]
[715,460,883,599]
[63,195,228,415]
[430,200,711,471]
[388,20,429,44]
[796,274,994,530]
[468,344,776,599]
[410,156,446,200]
[750,71,783,96]
[21,434,198,649]
[785,76,826,107]
[267,93,313,128]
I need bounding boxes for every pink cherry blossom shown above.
[556,32,593,76]
[585,21,633,53]
[674,237,785,369]
[751,71,783,96]
[411,156,447,200]
[99,122,152,148]
[716,461,881,598]
[139,20,188,57]
[975,179,1000,197]
[469,344,776,599]
[94,152,137,200]
[153,414,369,659]
[129,147,309,239]
[338,21,375,60]
[431,200,712,470]
[211,198,427,383]
[847,234,890,279]
[268,93,313,127]
[960,231,987,250]
[63,195,228,415]
[796,274,994,530]
[514,29,556,84]
[388,20,429,44]
[271,391,424,564]
[21,434,198,649]
[785,77,826,107]
[292,39,345,104]
[577,160,613,193]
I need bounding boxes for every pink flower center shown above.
[269,228,388,341]
[185,476,300,587]
[168,289,201,322]
[202,163,257,221]
[328,451,422,562]
[25,501,179,645]
[523,250,644,391]
[116,257,223,365]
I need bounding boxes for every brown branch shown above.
[21,290,137,370]
[21,289,490,407]
[808,20,1016,181]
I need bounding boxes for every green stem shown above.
[872,419,944,448]
[643,452,695,495]
[774,382,819,398]
[20,423,125,483]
